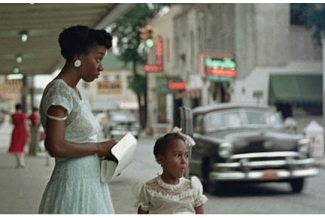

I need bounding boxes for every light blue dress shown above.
[38,79,115,214]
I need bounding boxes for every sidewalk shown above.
[0,116,154,214]
[0,152,54,214]
[0,115,53,213]
[0,115,324,214]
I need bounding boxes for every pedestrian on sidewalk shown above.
[8,103,29,168]
[132,127,208,214]
[38,25,117,214]
[28,106,41,155]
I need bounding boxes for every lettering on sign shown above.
[97,81,122,95]
[0,80,22,100]
[204,56,236,77]
[205,57,236,69]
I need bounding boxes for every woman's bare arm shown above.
[45,105,116,158]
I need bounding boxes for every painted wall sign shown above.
[97,80,122,94]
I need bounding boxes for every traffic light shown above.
[145,26,154,47]
[139,25,155,47]
[139,27,148,44]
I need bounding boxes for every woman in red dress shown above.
[8,103,29,168]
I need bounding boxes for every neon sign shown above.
[205,57,236,69]
[144,36,163,72]
[168,81,187,90]
[204,57,236,77]
[198,52,236,80]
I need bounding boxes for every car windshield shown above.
[203,108,283,132]
[109,111,136,122]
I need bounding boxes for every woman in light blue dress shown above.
[38,25,117,214]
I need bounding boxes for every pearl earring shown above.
[74,59,81,68]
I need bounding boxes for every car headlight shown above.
[298,138,310,154]
[218,142,233,158]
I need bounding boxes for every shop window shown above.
[290,3,306,26]
[158,94,167,123]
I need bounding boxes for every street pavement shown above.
[0,115,324,214]
[0,116,55,214]
[0,116,160,214]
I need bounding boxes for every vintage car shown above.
[189,103,319,194]
[102,110,140,140]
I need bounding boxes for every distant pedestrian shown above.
[133,127,208,214]
[28,106,41,155]
[8,103,29,168]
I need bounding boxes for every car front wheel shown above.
[289,178,304,193]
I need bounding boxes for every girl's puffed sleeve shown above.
[191,176,208,207]
[132,181,150,212]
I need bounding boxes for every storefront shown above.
[268,74,322,117]
[198,52,236,104]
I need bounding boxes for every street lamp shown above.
[16,55,22,63]
[20,31,28,43]
[13,67,19,74]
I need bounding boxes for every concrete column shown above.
[322,37,325,127]
[322,37,325,153]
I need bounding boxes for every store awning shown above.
[268,74,322,105]
[175,89,201,99]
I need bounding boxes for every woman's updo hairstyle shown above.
[58,25,113,60]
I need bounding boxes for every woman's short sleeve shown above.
[42,80,74,115]
[191,176,208,208]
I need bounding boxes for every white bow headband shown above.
[170,126,196,146]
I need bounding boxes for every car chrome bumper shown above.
[210,156,319,182]
[209,168,319,182]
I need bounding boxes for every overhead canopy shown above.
[0,3,135,76]
[268,74,322,105]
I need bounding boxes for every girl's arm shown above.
[45,105,116,158]
[195,205,204,214]
[137,206,149,214]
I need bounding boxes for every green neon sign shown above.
[204,57,236,69]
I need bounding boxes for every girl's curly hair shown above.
[153,132,185,158]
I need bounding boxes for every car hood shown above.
[203,128,304,154]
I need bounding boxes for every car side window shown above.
[204,111,241,132]
[204,113,222,132]
[194,115,203,133]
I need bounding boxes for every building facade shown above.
[145,6,182,135]
[78,53,138,113]
[172,3,322,118]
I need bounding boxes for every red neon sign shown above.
[168,81,187,90]
[205,68,236,77]
[144,36,163,72]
